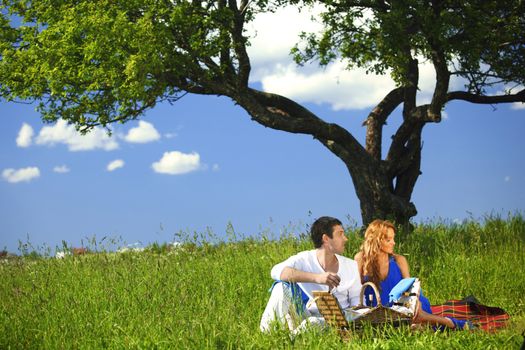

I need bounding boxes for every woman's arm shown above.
[394,254,410,278]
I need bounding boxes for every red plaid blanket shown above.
[430,298,509,332]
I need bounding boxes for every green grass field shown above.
[1,215,524,349]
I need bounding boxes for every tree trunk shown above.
[345,159,418,229]
[229,87,421,230]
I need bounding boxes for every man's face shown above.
[326,224,348,254]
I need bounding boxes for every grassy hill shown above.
[1,215,524,349]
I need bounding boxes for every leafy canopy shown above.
[1,0,523,133]
[291,0,525,90]
[0,0,266,131]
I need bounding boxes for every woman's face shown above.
[380,228,395,254]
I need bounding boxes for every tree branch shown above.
[233,88,369,160]
[391,125,422,197]
[402,57,418,120]
[446,89,525,104]
[385,103,437,173]
[363,87,405,160]
[218,0,235,76]
[428,45,450,121]
[421,2,450,121]
[228,0,251,87]
[327,0,390,11]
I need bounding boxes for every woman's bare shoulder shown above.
[393,254,410,277]
[393,253,408,264]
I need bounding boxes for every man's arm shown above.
[280,267,341,290]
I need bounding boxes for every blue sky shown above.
[1,7,524,254]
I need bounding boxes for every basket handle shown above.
[359,281,381,307]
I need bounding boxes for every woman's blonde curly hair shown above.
[358,219,396,290]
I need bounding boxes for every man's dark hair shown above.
[310,216,343,248]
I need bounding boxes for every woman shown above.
[354,219,470,330]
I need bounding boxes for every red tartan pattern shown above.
[431,299,509,332]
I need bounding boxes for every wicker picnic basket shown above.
[351,282,413,327]
[313,291,349,330]
[313,290,351,339]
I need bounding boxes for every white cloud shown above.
[504,176,511,182]
[260,62,396,110]
[258,58,468,111]
[107,159,125,172]
[246,5,324,71]
[35,119,118,151]
[511,102,525,110]
[123,121,161,143]
[53,165,70,173]
[247,6,468,111]
[247,5,393,110]
[16,123,34,148]
[152,151,200,175]
[164,132,177,139]
[2,167,40,183]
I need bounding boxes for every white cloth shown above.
[259,282,325,333]
[270,250,362,313]
[260,282,297,332]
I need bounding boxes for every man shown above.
[260,216,362,332]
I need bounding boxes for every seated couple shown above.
[260,216,470,333]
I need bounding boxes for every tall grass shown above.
[1,215,524,349]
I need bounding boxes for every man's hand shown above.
[316,272,341,290]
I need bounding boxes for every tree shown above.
[1,0,524,227]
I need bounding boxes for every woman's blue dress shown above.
[364,255,432,313]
